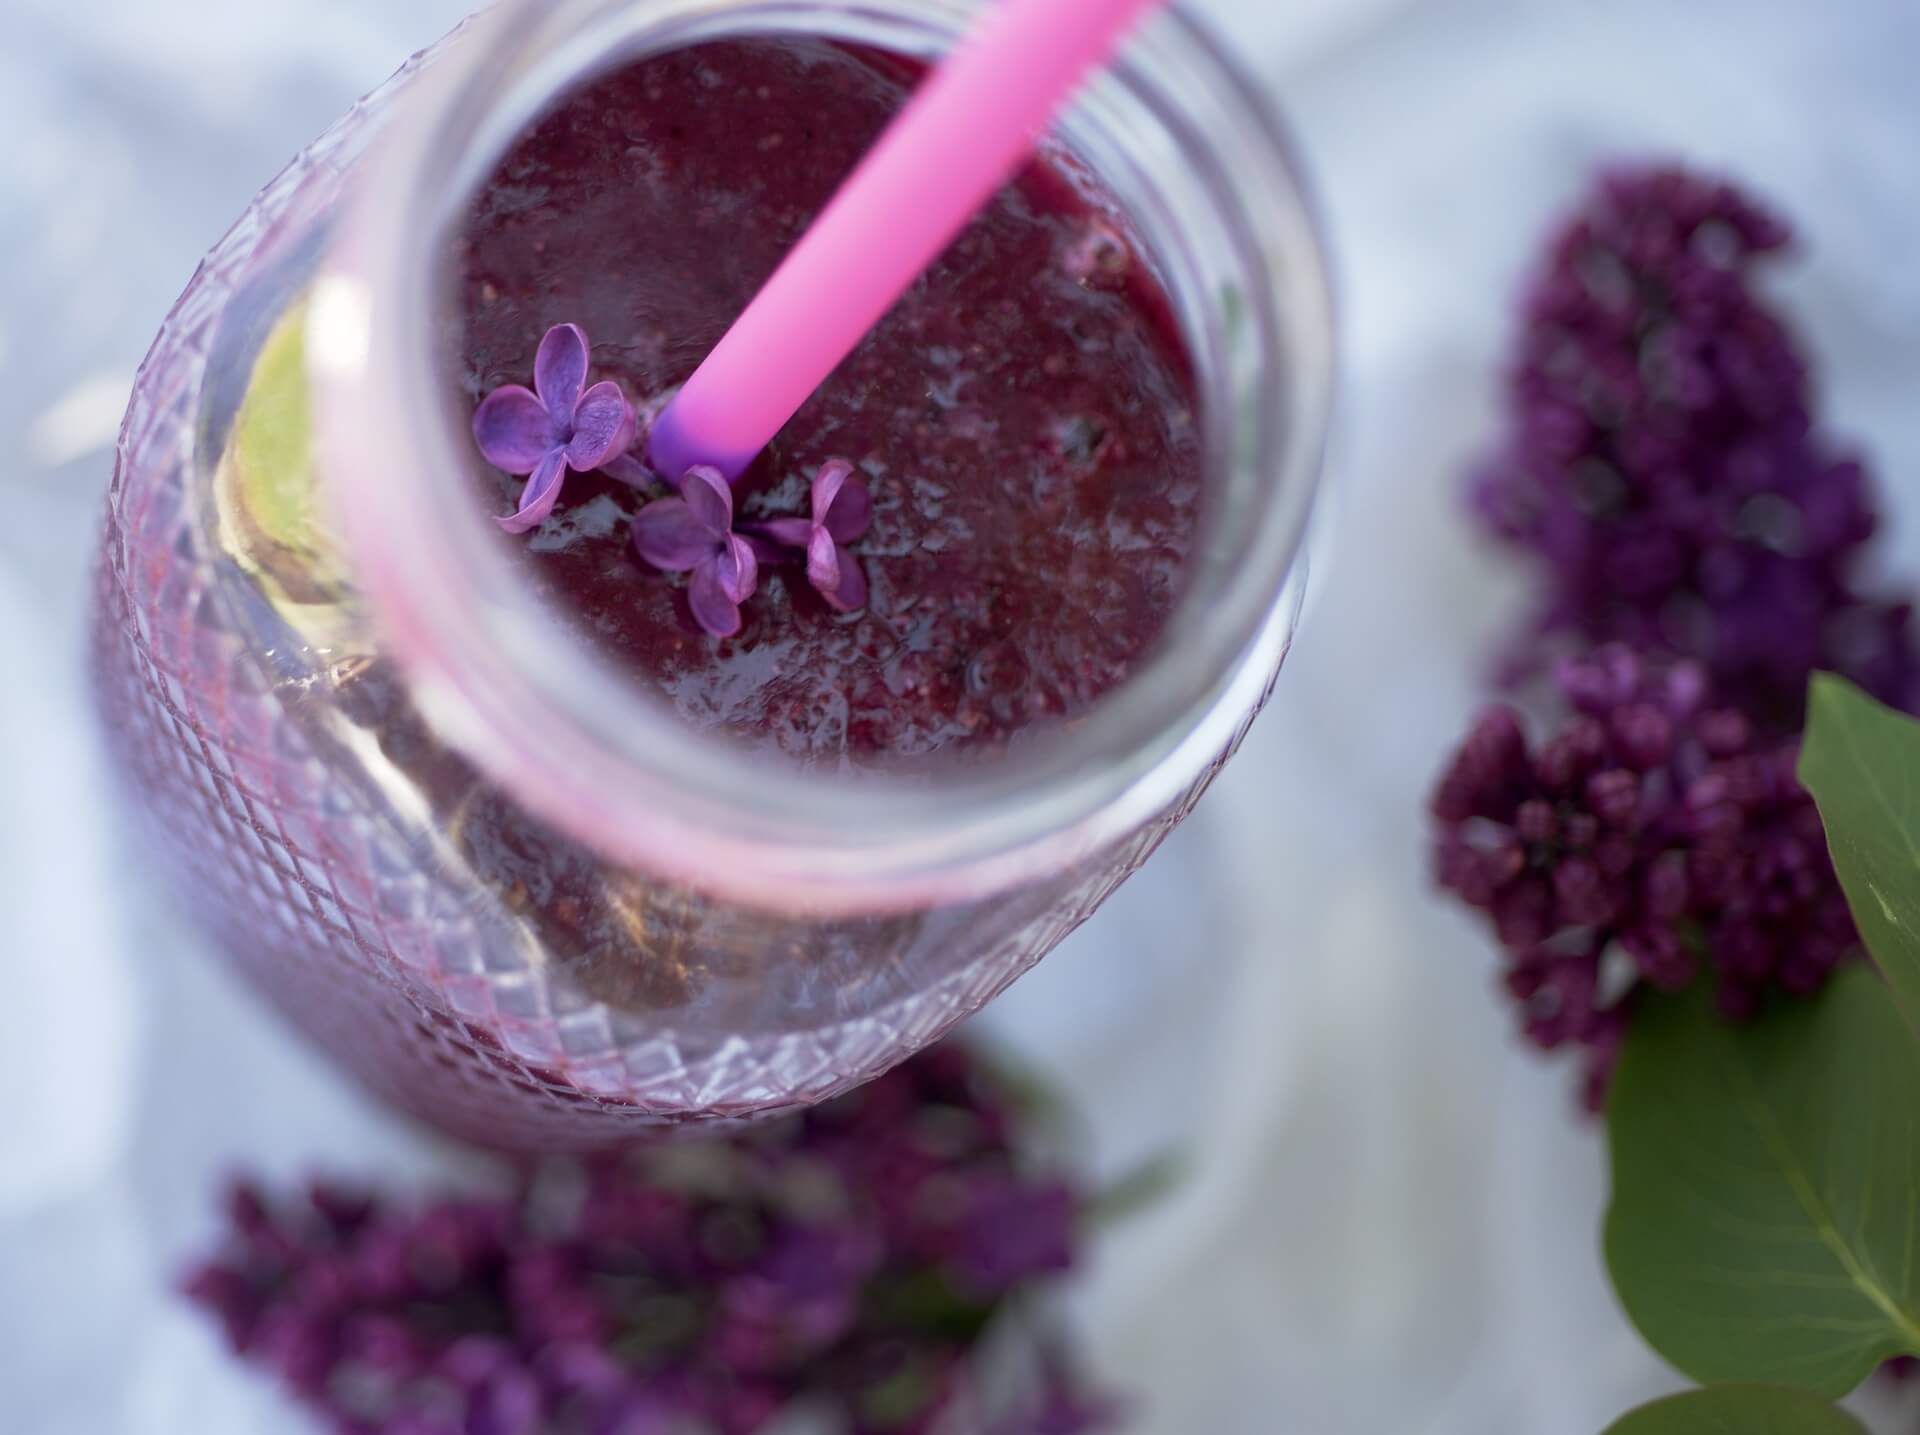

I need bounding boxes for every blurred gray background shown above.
[5,0,1920,1430]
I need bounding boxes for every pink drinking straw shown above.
[648,0,1168,481]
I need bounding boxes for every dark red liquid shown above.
[455,38,1202,764]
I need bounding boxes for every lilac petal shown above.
[495,448,567,534]
[754,517,816,550]
[821,554,868,612]
[717,533,760,605]
[632,498,718,572]
[823,472,873,543]
[681,464,734,537]
[600,452,655,489]
[688,560,743,638]
[810,460,852,527]
[806,526,841,595]
[534,323,590,427]
[566,381,636,470]
[738,531,788,566]
[472,386,559,474]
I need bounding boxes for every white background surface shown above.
[5,0,1920,1431]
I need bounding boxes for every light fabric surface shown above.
[3,1,1919,1431]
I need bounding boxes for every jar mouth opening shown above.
[313,0,1331,914]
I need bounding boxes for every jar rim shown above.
[311,0,1332,916]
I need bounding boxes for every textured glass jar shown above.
[90,0,1331,1150]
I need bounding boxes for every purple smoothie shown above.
[455,37,1203,764]
[89,24,1248,1144]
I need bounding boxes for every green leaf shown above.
[1601,1385,1864,1435]
[1604,964,1920,1395]
[1086,1150,1183,1228]
[1800,672,1920,1042]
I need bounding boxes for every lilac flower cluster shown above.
[184,1045,1112,1435]
[473,325,873,638]
[1434,164,1911,1105]
[1433,646,1856,1107]
[1469,166,1919,729]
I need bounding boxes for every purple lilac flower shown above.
[182,1043,1115,1435]
[472,323,637,533]
[1431,645,1858,1107]
[930,1179,1078,1299]
[748,459,876,612]
[1470,165,1919,728]
[632,464,761,638]
[474,325,875,632]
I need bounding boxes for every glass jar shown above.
[90,0,1331,1150]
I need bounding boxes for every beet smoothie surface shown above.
[455,37,1203,765]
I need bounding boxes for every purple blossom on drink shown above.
[472,323,638,533]
[748,459,875,612]
[1431,645,1858,1107]
[182,1043,1116,1435]
[632,464,761,637]
[475,321,876,633]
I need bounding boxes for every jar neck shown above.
[308,0,1331,917]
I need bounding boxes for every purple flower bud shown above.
[1535,717,1609,790]
[1552,855,1615,928]
[1432,706,1531,821]
[1642,854,1690,921]
[1432,643,1858,1106]
[1610,703,1674,769]
[1622,925,1694,991]
[1696,708,1752,757]
[1514,798,1557,845]
[1585,769,1641,829]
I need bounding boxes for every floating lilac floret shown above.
[472,323,636,533]
[632,464,760,637]
[749,459,875,612]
